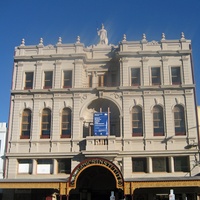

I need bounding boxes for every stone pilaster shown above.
[54,60,62,88]
[74,59,83,88]
[34,61,42,89]
[141,57,149,86]
[161,57,169,85]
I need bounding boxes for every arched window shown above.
[21,109,31,139]
[41,108,51,138]
[132,106,143,136]
[174,105,185,135]
[61,108,71,138]
[153,105,164,136]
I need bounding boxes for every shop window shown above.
[18,159,32,174]
[37,159,53,174]
[131,68,140,86]
[153,105,164,136]
[43,71,53,89]
[58,159,71,174]
[41,108,51,138]
[21,109,31,139]
[63,70,72,88]
[132,158,146,172]
[152,157,169,172]
[61,108,71,138]
[151,67,161,85]
[171,67,181,85]
[24,72,33,89]
[132,106,143,136]
[174,156,189,172]
[174,105,186,135]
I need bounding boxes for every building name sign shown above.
[69,158,123,189]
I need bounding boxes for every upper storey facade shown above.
[12,30,193,92]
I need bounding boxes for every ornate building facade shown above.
[2,25,200,200]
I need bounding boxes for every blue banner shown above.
[94,112,108,136]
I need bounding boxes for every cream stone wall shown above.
[5,32,200,180]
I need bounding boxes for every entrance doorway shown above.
[69,166,123,200]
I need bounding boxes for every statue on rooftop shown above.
[97,24,108,45]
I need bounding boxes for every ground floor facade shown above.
[1,157,200,200]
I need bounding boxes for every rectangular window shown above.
[24,72,33,89]
[88,74,92,87]
[131,68,140,86]
[111,73,117,87]
[132,158,146,172]
[63,71,72,88]
[174,156,189,172]
[98,73,107,87]
[37,159,53,174]
[152,157,169,172]
[171,67,181,85]
[58,159,71,174]
[18,159,32,174]
[44,71,53,89]
[151,67,161,85]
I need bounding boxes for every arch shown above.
[80,96,122,118]
[61,107,72,138]
[81,97,121,137]
[21,108,32,139]
[68,158,124,191]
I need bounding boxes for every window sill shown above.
[132,133,143,137]
[20,135,30,139]
[40,135,50,139]
[175,132,186,136]
[61,135,71,138]
[63,86,72,88]
[153,133,164,136]
[43,86,52,89]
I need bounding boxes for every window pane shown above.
[153,106,164,135]
[152,157,168,172]
[174,156,189,172]
[37,159,53,174]
[41,109,51,137]
[63,71,72,88]
[152,67,161,85]
[61,108,71,137]
[171,67,181,85]
[58,159,71,174]
[18,159,32,174]
[132,107,143,136]
[98,73,107,87]
[131,68,140,86]
[174,105,185,135]
[88,75,92,87]
[21,109,31,138]
[132,158,146,172]
[25,72,33,89]
[44,71,53,88]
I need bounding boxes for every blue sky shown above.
[1,0,200,122]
